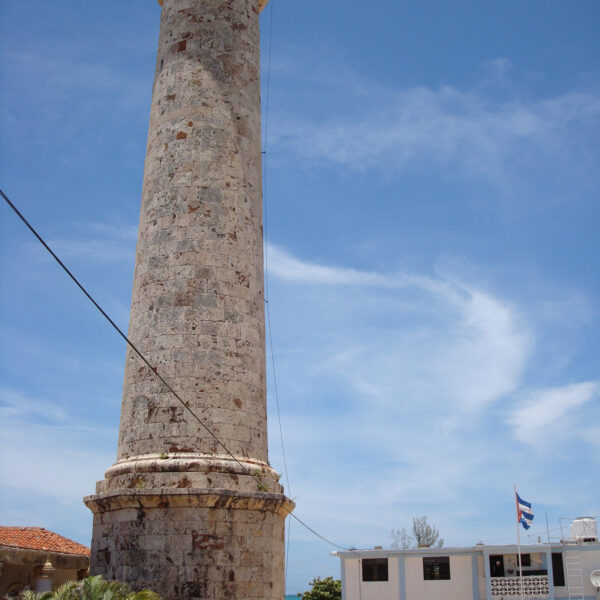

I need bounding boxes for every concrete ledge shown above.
[0,547,89,571]
[84,488,295,518]
[105,453,275,478]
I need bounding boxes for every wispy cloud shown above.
[273,87,599,174]
[36,222,138,263]
[507,381,600,446]
[267,244,532,414]
[0,387,117,510]
[268,61,600,196]
[268,244,439,290]
[0,387,68,424]
[486,57,514,79]
[0,35,152,170]
[265,246,599,550]
[2,41,151,113]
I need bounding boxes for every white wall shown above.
[553,548,600,600]
[405,555,473,600]
[478,554,486,600]
[343,557,399,600]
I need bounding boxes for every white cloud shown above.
[507,381,600,446]
[0,422,114,505]
[49,238,135,262]
[0,388,117,507]
[486,57,513,78]
[270,80,600,191]
[0,388,116,514]
[265,247,533,557]
[267,244,532,414]
[45,222,137,263]
[0,387,68,423]
[264,245,598,565]
[267,244,392,287]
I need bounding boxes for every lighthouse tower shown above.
[84,1,293,598]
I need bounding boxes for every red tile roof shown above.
[0,527,90,556]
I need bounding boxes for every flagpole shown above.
[515,485,525,600]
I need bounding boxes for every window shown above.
[489,555,505,578]
[518,554,531,567]
[362,558,388,582]
[423,556,451,580]
[552,553,565,587]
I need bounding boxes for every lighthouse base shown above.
[85,488,293,600]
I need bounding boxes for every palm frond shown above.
[126,592,161,600]
[80,575,108,600]
[49,581,78,600]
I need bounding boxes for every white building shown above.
[333,518,600,600]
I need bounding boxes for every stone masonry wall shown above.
[119,0,266,462]
[88,491,289,600]
[85,1,294,599]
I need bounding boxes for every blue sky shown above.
[1,0,599,594]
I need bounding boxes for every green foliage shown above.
[13,592,39,600]
[256,480,269,492]
[254,469,270,492]
[45,581,77,600]
[301,576,342,600]
[6,576,161,600]
[390,515,444,549]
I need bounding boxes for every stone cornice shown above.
[156,0,270,11]
[105,453,275,478]
[84,488,295,518]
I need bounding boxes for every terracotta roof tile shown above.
[0,527,90,556]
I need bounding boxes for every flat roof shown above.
[332,541,600,558]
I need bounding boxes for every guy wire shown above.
[0,188,250,476]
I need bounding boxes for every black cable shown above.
[3,189,352,552]
[0,188,250,475]
[258,1,350,559]
[290,513,352,551]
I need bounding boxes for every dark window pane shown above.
[362,558,389,582]
[490,555,505,578]
[518,554,531,567]
[423,556,451,580]
[552,553,565,587]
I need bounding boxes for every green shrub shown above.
[6,575,161,600]
[302,576,342,600]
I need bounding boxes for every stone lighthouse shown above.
[84,0,293,598]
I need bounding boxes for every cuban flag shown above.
[516,492,534,530]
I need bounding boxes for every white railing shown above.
[490,575,549,599]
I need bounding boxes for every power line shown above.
[260,0,297,583]
[262,0,292,509]
[260,0,352,558]
[3,186,354,553]
[290,513,353,551]
[0,188,250,475]
[4,185,353,552]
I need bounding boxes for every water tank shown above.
[570,517,598,542]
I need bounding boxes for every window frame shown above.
[423,556,451,581]
[362,557,389,582]
[518,553,531,567]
